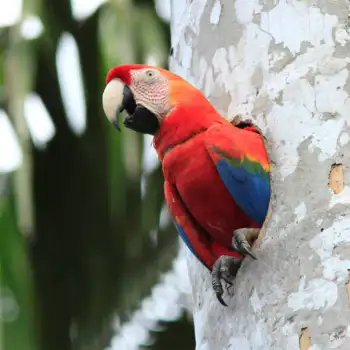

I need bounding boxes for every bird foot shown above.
[232,228,260,260]
[211,255,242,307]
[230,115,253,126]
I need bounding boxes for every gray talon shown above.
[232,228,259,260]
[211,255,242,306]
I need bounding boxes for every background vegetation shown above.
[0,0,195,349]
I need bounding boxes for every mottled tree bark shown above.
[170,0,350,349]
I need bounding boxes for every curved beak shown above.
[102,78,160,135]
[102,79,137,131]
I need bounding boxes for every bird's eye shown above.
[145,70,154,78]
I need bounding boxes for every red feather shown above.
[105,64,270,270]
[154,97,268,270]
[106,64,151,84]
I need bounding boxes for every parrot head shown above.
[102,64,211,135]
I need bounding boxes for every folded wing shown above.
[205,123,271,226]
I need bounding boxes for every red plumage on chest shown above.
[162,133,259,252]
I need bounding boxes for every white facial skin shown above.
[102,68,172,124]
[129,68,171,120]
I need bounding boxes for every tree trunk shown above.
[170,0,350,349]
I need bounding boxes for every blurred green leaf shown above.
[98,2,136,66]
[1,0,194,349]
[135,5,168,65]
[0,195,38,350]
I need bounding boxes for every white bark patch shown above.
[171,0,187,41]
[263,46,349,99]
[309,119,345,162]
[250,288,262,312]
[235,0,262,24]
[330,186,350,207]
[170,0,201,86]
[281,322,299,350]
[329,331,348,349]
[229,320,270,350]
[339,132,350,146]
[197,343,210,350]
[249,320,270,348]
[188,0,206,33]
[260,0,337,55]
[228,336,251,350]
[288,277,338,311]
[193,299,215,350]
[310,218,350,282]
[210,0,221,25]
[315,70,350,116]
[294,202,307,222]
[260,95,343,179]
[193,308,207,346]
[211,24,272,115]
[262,62,348,177]
[335,28,350,46]
[171,0,206,50]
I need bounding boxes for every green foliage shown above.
[0,195,38,350]
[0,0,194,349]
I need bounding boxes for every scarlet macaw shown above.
[102,64,271,306]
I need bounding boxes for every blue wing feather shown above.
[215,158,270,225]
[205,123,271,225]
[172,219,203,262]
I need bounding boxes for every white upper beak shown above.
[102,78,125,123]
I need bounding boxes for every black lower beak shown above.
[124,106,160,135]
[114,85,160,135]
[113,85,136,131]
